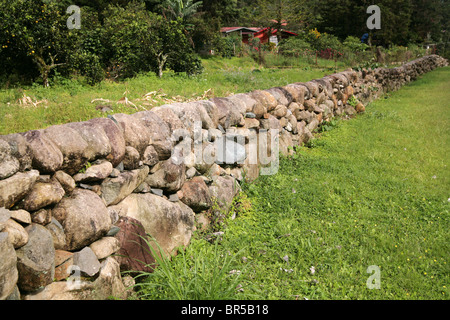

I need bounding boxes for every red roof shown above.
[254,27,298,37]
[221,27,261,33]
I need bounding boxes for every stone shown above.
[52,171,76,194]
[52,189,111,251]
[66,121,112,162]
[229,93,258,113]
[24,257,128,300]
[185,167,198,180]
[131,110,174,160]
[307,118,320,133]
[266,87,293,106]
[16,224,55,293]
[72,247,101,277]
[0,208,10,230]
[20,180,65,212]
[215,134,247,165]
[145,151,185,193]
[355,102,366,113]
[180,176,212,212]
[122,146,141,170]
[114,216,156,274]
[208,175,239,210]
[89,237,120,260]
[0,139,20,180]
[283,84,307,104]
[9,209,31,224]
[30,208,52,225]
[142,145,159,167]
[21,130,64,174]
[101,166,150,206]
[195,213,211,231]
[151,106,186,134]
[250,90,278,112]
[111,193,195,256]
[210,97,244,129]
[0,133,33,172]
[43,124,90,175]
[87,118,126,167]
[244,118,260,129]
[45,218,66,250]
[54,250,74,281]
[0,232,18,300]
[0,170,39,209]
[272,105,288,118]
[110,113,152,156]
[73,161,113,183]
[3,219,28,249]
[259,114,281,130]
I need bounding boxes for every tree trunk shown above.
[33,52,64,87]
[157,52,169,78]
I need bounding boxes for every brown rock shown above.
[20,180,65,212]
[180,176,212,212]
[114,216,156,274]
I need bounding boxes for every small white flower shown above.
[310,266,316,275]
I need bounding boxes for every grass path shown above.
[139,66,449,300]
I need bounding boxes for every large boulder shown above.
[0,170,39,209]
[210,97,244,129]
[0,232,18,300]
[110,113,152,156]
[86,118,126,167]
[15,224,55,293]
[43,124,90,175]
[66,121,112,163]
[110,193,195,256]
[22,130,64,174]
[131,110,174,160]
[52,189,111,251]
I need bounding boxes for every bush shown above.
[278,37,312,57]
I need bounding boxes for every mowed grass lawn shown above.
[138,67,449,300]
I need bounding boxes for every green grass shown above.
[136,66,449,300]
[0,56,340,135]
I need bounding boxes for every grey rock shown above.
[52,189,111,251]
[0,139,20,180]
[72,247,101,277]
[20,180,65,212]
[73,161,113,183]
[0,170,39,209]
[16,224,55,293]
[101,166,150,206]
[0,232,18,300]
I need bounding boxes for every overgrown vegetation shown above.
[1,0,448,88]
[135,67,449,300]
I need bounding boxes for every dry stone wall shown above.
[0,54,448,300]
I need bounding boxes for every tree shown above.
[0,0,72,86]
[162,0,202,21]
[249,0,305,43]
